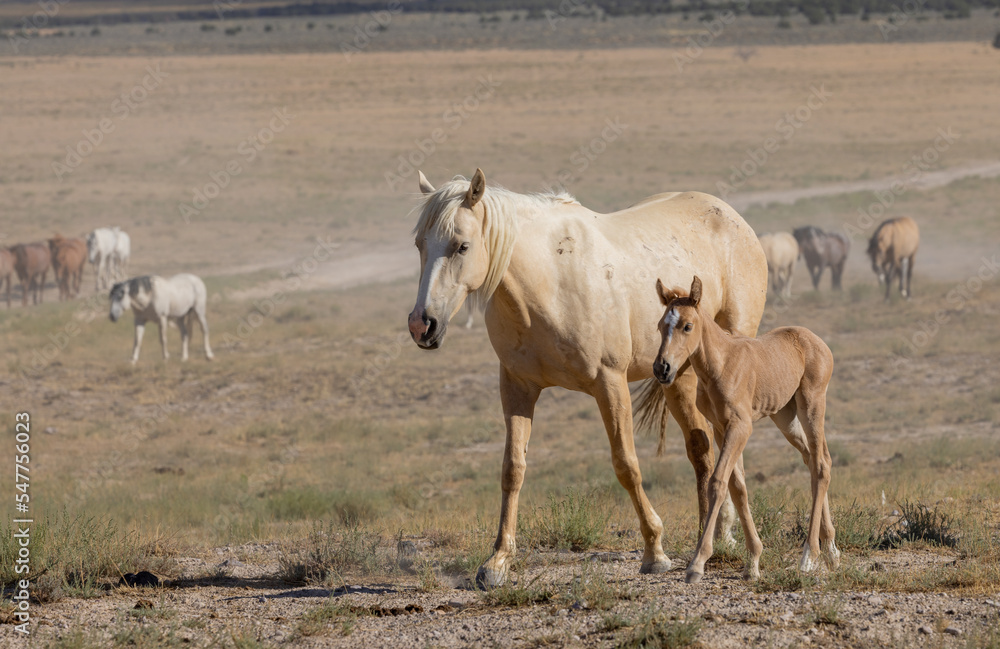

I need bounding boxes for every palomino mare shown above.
[793,226,850,290]
[758,232,798,299]
[109,274,214,364]
[868,216,919,301]
[12,242,51,306]
[49,235,88,300]
[654,276,838,583]
[0,248,14,308]
[407,169,767,587]
[87,227,118,291]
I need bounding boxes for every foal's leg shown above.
[795,390,837,572]
[710,423,762,579]
[477,368,540,589]
[158,315,170,360]
[666,370,737,547]
[686,418,752,584]
[597,371,671,575]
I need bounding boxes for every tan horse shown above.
[12,242,51,306]
[407,169,767,587]
[654,276,838,583]
[0,248,14,308]
[758,232,798,299]
[868,216,919,301]
[49,235,88,300]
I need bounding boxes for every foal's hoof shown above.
[685,569,704,584]
[475,565,507,590]
[639,558,672,575]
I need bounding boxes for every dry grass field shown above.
[1,17,1000,649]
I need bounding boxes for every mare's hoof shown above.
[639,558,672,575]
[475,566,506,590]
[685,570,703,584]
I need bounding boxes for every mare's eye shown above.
[683,323,693,333]
[458,243,470,255]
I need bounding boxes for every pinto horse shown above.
[110,274,214,364]
[407,169,767,587]
[49,235,88,300]
[12,242,51,306]
[868,216,919,301]
[654,276,838,583]
[793,226,850,290]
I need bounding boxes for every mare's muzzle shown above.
[408,309,444,349]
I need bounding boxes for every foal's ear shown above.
[418,171,436,195]
[656,278,677,306]
[466,168,486,208]
[690,276,702,306]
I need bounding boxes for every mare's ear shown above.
[466,168,486,208]
[656,278,678,306]
[689,276,702,307]
[418,171,435,195]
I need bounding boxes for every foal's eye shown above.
[683,323,693,333]
[457,242,470,255]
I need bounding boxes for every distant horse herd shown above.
[759,216,920,301]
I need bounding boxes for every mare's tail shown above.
[633,378,670,457]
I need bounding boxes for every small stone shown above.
[557,608,568,617]
[918,625,934,635]
[571,636,581,642]
[945,627,963,636]
[43,427,56,435]
[780,611,795,623]
[868,596,884,607]
[571,600,588,610]
[788,593,802,601]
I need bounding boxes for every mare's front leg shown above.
[597,370,671,575]
[158,315,170,360]
[476,367,540,589]
[686,416,752,584]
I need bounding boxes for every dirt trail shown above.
[231,161,1000,301]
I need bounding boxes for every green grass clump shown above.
[523,487,611,551]
[615,605,702,649]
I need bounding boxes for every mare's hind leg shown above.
[665,370,737,547]
[794,390,837,572]
[597,371,671,576]
[906,255,915,298]
[195,307,214,360]
[178,315,190,362]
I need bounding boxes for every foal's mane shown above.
[413,176,578,309]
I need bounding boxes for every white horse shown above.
[87,227,118,291]
[109,274,214,364]
[112,227,131,283]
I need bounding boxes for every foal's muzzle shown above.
[653,359,675,386]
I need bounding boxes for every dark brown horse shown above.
[793,226,850,290]
[12,242,51,306]
[0,248,14,308]
[49,235,88,300]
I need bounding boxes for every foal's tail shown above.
[632,378,670,457]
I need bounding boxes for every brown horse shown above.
[867,216,919,301]
[0,248,15,308]
[793,226,850,290]
[408,169,768,587]
[654,276,838,583]
[49,235,88,300]
[12,242,51,306]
